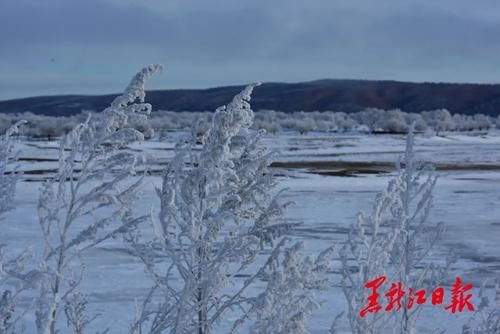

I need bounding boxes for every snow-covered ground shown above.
[3,132,500,333]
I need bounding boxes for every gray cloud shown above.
[1,0,500,99]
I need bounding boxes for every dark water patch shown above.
[316,170,358,177]
[485,264,500,271]
[466,254,500,263]
[287,136,359,143]
[21,168,60,175]
[453,177,491,181]
[453,190,484,194]
[272,160,500,175]
[445,241,500,265]
[271,160,393,171]
[335,190,379,194]
[291,190,316,194]
[150,147,175,151]
[25,143,59,150]
[315,169,388,177]
[22,178,45,183]
[291,226,350,237]
[234,273,251,278]
[288,222,351,239]
[280,150,398,159]
[334,143,357,148]
[439,164,500,171]
[18,157,60,162]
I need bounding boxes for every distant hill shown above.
[1,79,500,116]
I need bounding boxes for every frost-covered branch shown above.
[246,240,334,334]
[337,124,450,334]
[338,178,403,334]
[0,121,28,334]
[35,65,162,334]
[63,292,104,334]
[0,121,26,216]
[127,83,296,334]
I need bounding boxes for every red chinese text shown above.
[359,276,475,317]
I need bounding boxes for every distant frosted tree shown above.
[404,114,427,132]
[35,65,162,334]
[421,109,455,134]
[373,109,408,133]
[3,107,497,138]
[352,108,385,132]
[472,114,494,131]
[295,114,316,134]
[253,110,282,134]
[127,83,299,334]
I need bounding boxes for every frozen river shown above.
[3,131,500,333]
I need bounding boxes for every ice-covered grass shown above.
[2,131,499,333]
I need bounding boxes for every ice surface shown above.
[2,132,499,333]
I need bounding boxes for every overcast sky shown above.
[1,0,500,99]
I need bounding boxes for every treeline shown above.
[0,108,499,139]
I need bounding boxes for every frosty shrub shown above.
[0,121,27,334]
[389,124,452,333]
[337,174,404,333]
[337,124,451,334]
[245,239,334,334]
[35,65,162,334]
[0,121,25,215]
[127,83,283,333]
[126,83,333,334]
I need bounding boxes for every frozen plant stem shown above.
[128,83,298,334]
[338,124,446,334]
[0,121,27,334]
[36,65,162,334]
